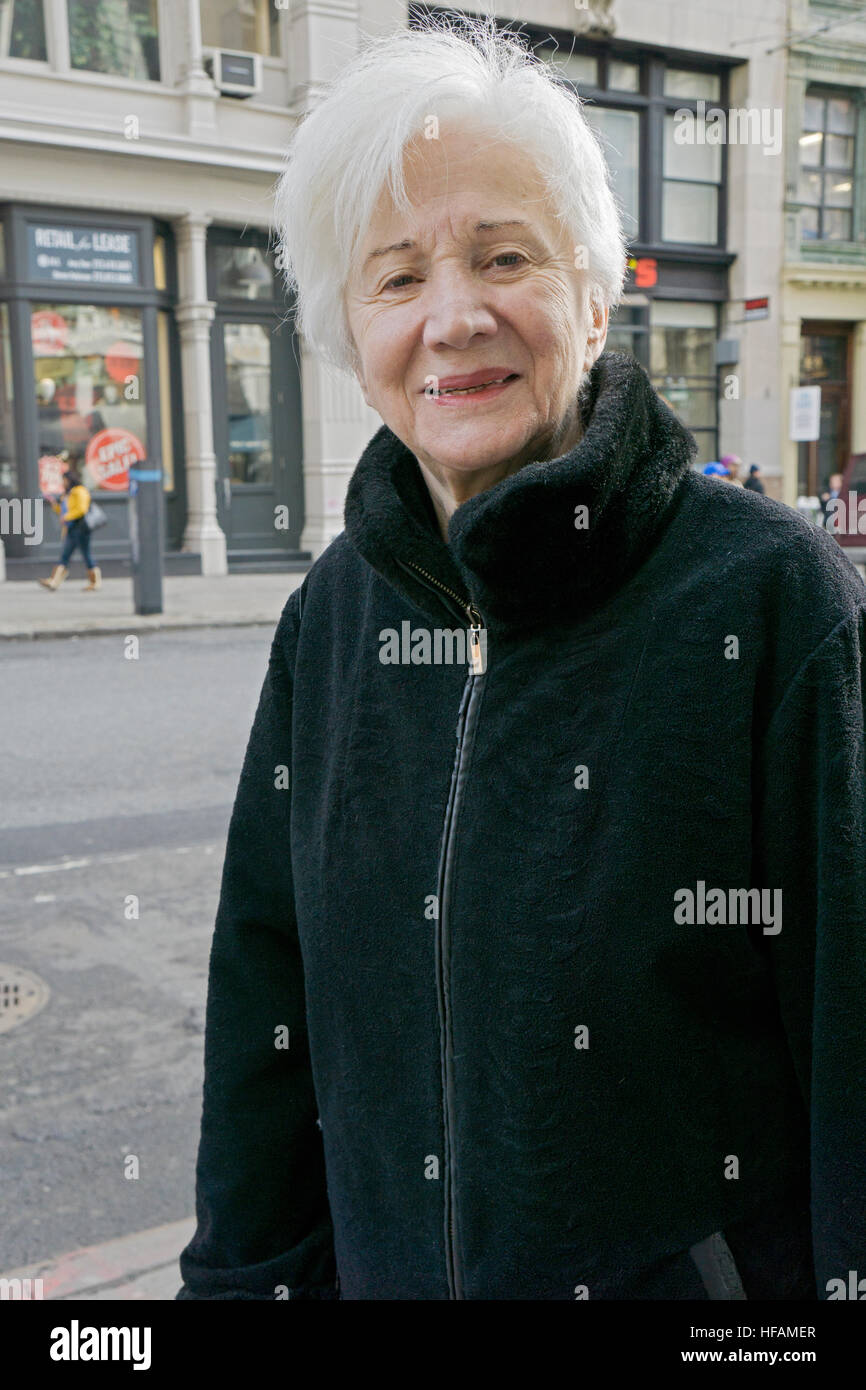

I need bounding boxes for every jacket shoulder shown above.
[676,472,866,635]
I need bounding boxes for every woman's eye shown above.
[490,253,525,268]
[383,274,417,290]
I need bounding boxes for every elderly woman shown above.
[178,23,866,1301]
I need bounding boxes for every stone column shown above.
[174,214,227,575]
[287,0,369,558]
[176,0,217,139]
[780,313,803,509]
[300,348,378,558]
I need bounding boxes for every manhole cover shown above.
[0,965,50,1035]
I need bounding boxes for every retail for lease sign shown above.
[26,222,141,287]
[85,427,145,492]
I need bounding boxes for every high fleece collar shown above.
[344,351,697,630]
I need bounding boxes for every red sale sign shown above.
[31,310,69,357]
[85,427,145,492]
[38,454,68,496]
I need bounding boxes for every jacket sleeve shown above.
[64,486,90,521]
[176,586,339,1299]
[753,606,866,1297]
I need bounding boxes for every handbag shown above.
[84,501,109,532]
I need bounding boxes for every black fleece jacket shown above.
[177,352,866,1300]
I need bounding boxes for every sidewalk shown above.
[0,1218,195,1300]
[0,573,307,640]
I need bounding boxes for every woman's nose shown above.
[421,269,498,351]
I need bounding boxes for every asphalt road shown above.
[0,626,274,1270]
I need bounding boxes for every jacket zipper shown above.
[401,558,487,1298]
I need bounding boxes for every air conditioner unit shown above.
[203,48,262,98]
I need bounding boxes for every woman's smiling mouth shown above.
[425,370,521,402]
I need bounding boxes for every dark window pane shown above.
[7,0,47,59]
[214,244,274,301]
[800,335,847,382]
[224,323,272,485]
[67,0,160,81]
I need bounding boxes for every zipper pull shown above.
[469,620,486,675]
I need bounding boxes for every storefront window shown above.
[200,0,281,57]
[32,302,147,493]
[1,0,47,60]
[0,304,17,492]
[213,244,274,301]
[650,301,718,466]
[67,0,160,81]
[223,322,272,485]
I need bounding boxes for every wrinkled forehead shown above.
[357,125,566,257]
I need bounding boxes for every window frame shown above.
[795,85,861,246]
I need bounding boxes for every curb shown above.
[1,617,279,641]
[0,1217,195,1301]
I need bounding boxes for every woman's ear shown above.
[583,298,610,374]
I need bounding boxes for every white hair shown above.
[273,16,626,372]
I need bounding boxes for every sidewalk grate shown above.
[0,964,50,1035]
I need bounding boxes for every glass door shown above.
[212,314,302,554]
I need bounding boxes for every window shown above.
[606,301,649,367]
[650,301,718,465]
[67,0,160,81]
[0,0,47,59]
[535,46,597,87]
[0,304,16,492]
[32,303,147,492]
[222,323,272,486]
[609,59,640,93]
[213,244,274,301]
[664,69,720,102]
[797,90,857,242]
[200,0,282,58]
[584,106,640,241]
[663,114,721,244]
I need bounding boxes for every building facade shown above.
[782,0,866,508]
[0,0,401,577]
[0,0,858,579]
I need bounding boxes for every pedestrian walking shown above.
[38,468,101,591]
[178,21,866,1302]
[744,463,765,494]
[720,454,745,486]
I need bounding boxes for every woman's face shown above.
[344,127,608,487]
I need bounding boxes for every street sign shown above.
[744,297,770,320]
[790,386,821,443]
